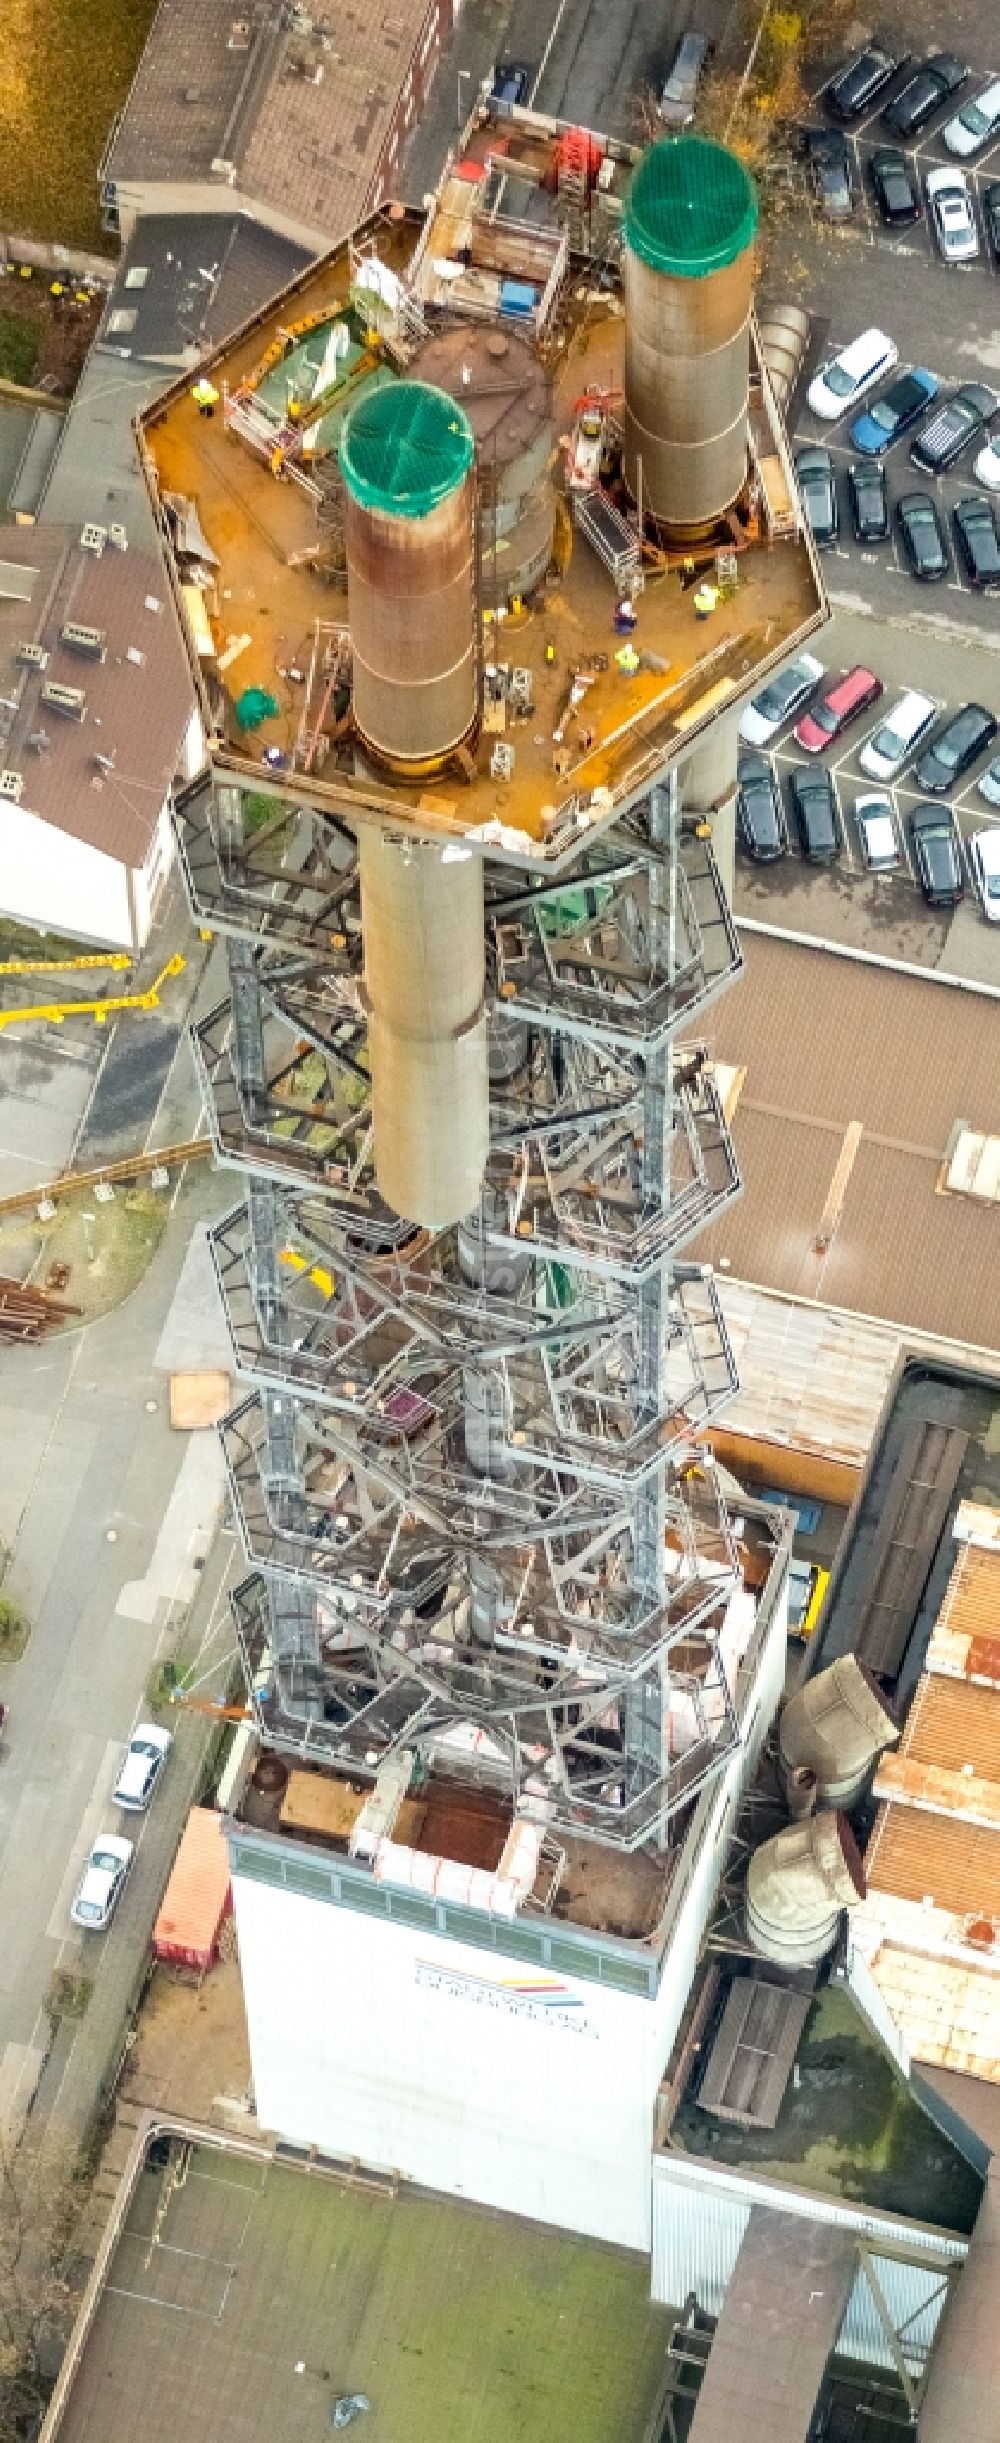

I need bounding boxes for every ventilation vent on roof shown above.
[40,682,86,721]
[964,1914,999,1951]
[228,16,252,48]
[15,641,48,670]
[210,158,237,183]
[26,731,50,753]
[107,308,137,337]
[945,1130,1000,1204]
[124,265,149,290]
[60,622,107,660]
[110,524,128,553]
[0,771,24,803]
[80,523,106,556]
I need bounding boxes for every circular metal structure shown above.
[339,380,479,772]
[409,325,555,602]
[622,137,757,538]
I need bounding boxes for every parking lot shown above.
[738,24,1000,985]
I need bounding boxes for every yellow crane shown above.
[0,951,134,976]
[0,952,187,1032]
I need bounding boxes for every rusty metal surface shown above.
[345,473,479,768]
[623,249,752,532]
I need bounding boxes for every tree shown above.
[0,2136,87,2443]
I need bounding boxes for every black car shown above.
[881,53,966,138]
[984,182,1000,266]
[896,491,949,582]
[737,756,787,861]
[909,806,964,908]
[914,703,999,794]
[868,145,920,226]
[848,459,889,543]
[789,765,839,863]
[491,60,531,105]
[910,383,998,474]
[804,127,852,220]
[826,44,902,122]
[953,496,1000,592]
[794,445,839,548]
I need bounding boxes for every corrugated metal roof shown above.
[928,1543,1000,1683]
[901,1676,1000,1782]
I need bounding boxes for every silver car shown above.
[660,29,712,125]
[969,828,1000,921]
[70,1834,133,1931]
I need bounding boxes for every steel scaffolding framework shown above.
[175,766,751,1850]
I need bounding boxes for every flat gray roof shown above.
[45,2129,672,2443]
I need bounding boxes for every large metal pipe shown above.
[358,829,488,1230]
[779,1655,897,1810]
[683,707,739,902]
[622,137,757,538]
[339,381,479,773]
[746,1810,866,1969]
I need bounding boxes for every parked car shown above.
[794,444,839,547]
[739,651,825,747]
[70,1834,134,1931]
[849,366,937,457]
[881,53,966,139]
[979,756,1000,807]
[855,791,901,870]
[491,61,530,105]
[910,805,965,907]
[975,441,1000,490]
[113,1722,173,1812]
[737,756,787,860]
[660,28,712,124]
[896,490,950,581]
[804,126,853,220]
[953,494,1000,590]
[807,328,897,423]
[910,383,998,473]
[826,44,902,122]
[926,166,979,262]
[869,146,920,226]
[789,764,839,861]
[985,182,1000,265]
[794,665,883,754]
[914,702,999,793]
[848,458,889,542]
[943,77,1000,156]
[968,827,1000,919]
[859,690,937,780]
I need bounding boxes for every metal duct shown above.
[622,137,757,538]
[756,302,810,410]
[780,1655,897,1810]
[358,829,488,1229]
[746,1810,866,1969]
[339,381,479,773]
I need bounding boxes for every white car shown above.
[113,1722,173,1812]
[807,328,897,423]
[738,651,825,747]
[925,167,979,263]
[943,78,1000,157]
[858,691,937,783]
[855,792,900,872]
[978,756,1000,808]
[70,1834,134,1931]
[969,828,1000,920]
[974,442,1000,492]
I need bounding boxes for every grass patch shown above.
[0,1596,29,1664]
[0,1187,169,1328]
[46,1968,93,2025]
[0,0,158,253]
[0,309,38,386]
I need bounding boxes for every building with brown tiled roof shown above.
[100,0,456,252]
[0,525,200,948]
[852,1503,1000,2096]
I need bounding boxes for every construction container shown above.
[153,1805,232,1974]
[622,136,757,537]
[408,323,554,604]
[338,380,478,774]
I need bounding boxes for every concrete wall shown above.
[230,1577,789,2252]
[0,800,134,946]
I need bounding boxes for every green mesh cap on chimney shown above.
[625,136,758,279]
[339,380,476,519]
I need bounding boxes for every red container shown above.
[153,1806,232,1973]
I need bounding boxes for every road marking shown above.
[529,0,569,106]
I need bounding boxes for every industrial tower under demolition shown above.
[154,132,825,1859]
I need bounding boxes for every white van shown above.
[858,690,937,781]
[807,328,897,422]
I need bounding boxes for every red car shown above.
[794,665,883,755]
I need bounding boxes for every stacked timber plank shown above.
[0,1273,81,1340]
